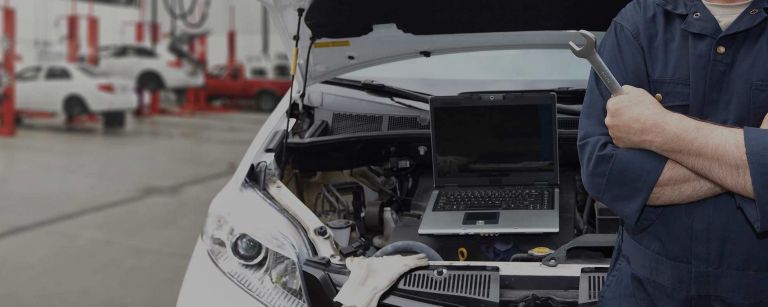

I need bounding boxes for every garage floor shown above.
[0,112,268,306]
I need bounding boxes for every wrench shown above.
[569,30,625,96]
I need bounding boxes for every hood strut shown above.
[281,7,306,171]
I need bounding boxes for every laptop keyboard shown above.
[434,187,553,211]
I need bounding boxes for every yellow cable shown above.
[457,247,468,262]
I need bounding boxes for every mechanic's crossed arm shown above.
[605,85,766,205]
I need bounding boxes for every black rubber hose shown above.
[556,104,582,116]
[180,0,211,29]
[162,0,197,19]
[162,0,210,29]
[373,241,443,261]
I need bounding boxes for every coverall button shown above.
[693,12,701,18]
[655,93,663,102]
[716,45,727,54]
[750,8,759,15]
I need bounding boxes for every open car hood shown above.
[261,0,630,86]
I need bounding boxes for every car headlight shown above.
[202,207,309,307]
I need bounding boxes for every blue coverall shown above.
[578,0,768,305]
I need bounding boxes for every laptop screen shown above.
[432,99,556,182]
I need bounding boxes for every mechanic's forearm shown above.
[647,160,726,206]
[649,113,754,198]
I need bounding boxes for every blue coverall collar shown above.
[655,0,694,15]
[656,0,768,14]
[657,0,768,38]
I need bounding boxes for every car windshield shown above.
[340,48,591,95]
[78,65,107,78]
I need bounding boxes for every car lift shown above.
[66,0,79,63]
[61,0,100,124]
[0,0,15,137]
[61,0,99,66]
[176,4,240,114]
[179,32,229,112]
[134,0,162,117]
[220,5,240,110]
[227,5,237,77]
[86,2,99,66]
[179,34,207,112]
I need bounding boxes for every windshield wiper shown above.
[323,78,432,104]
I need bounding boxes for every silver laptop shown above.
[418,93,560,235]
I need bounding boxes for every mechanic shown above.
[578,0,768,305]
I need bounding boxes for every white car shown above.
[98,44,204,92]
[177,0,630,306]
[15,63,137,129]
[243,53,291,80]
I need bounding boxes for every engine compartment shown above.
[273,89,616,264]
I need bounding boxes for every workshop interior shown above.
[0,0,647,306]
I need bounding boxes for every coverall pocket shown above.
[750,82,768,127]
[650,79,691,115]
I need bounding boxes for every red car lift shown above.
[66,0,79,63]
[134,0,162,117]
[198,6,235,113]
[180,35,206,112]
[227,5,236,71]
[65,0,99,65]
[135,0,145,43]
[192,6,236,113]
[0,0,15,137]
[86,1,99,66]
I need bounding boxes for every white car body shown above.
[98,43,204,90]
[242,53,291,80]
[178,0,628,306]
[15,63,136,116]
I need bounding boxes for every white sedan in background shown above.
[98,44,204,92]
[15,64,137,129]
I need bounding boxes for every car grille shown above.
[397,268,500,302]
[331,113,383,135]
[579,267,608,304]
[328,112,576,135]
[558,117,579,131]
[388,115,430,131]
[330,112,429,135]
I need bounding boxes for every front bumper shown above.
[177,240,263,307]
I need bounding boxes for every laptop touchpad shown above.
[462,212,499,225]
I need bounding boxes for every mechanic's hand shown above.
[335,254,429,307]
[605,85,672,149]
[762,113,768,128]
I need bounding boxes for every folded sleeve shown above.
[577,20,668,230]
[734,127,768,232]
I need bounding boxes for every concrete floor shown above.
[0,112,268,306]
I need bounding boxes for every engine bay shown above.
[271,88,617,264]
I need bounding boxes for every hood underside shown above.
[263,0,631,86]
[305,0,631,39]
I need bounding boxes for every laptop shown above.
[418,92,560,235]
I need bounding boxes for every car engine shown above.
[269,88,617,264]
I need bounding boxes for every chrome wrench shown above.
[569,30,625,96]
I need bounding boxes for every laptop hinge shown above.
[535,182,551,186]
